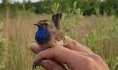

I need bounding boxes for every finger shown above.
[33,46,55,62]
[41,60,66,70]
[30,43,41,54]
[33,45,80,66]
[33,45,66,67]
[64,36,93,53]
[33,45,95,70]
[32,47,56,69]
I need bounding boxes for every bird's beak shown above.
[34,24,39,26]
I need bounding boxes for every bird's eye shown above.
[44,23,48,26]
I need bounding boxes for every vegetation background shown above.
[0,0,118,70]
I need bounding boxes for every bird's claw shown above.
[32,60,41,70]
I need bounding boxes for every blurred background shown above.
[0,0,118,70]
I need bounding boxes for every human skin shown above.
[31,36,109,70]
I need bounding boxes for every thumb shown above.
[64,36,79,50]
[63,36,93,53]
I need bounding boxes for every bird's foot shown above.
[32,59,41,70]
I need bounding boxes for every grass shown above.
[0,12,118,70]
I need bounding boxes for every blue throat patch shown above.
[35,26,49,43]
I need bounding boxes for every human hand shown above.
[31,36,109,70]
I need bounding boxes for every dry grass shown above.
[3,14,46,70]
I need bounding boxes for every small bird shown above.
[33,13,64,70]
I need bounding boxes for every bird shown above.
[33,13,64,70]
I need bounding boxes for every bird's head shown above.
[34,20,55,30]
[34,13,62,30]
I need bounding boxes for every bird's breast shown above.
[35,27,49,44]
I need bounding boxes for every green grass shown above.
[0,19,4,70]
[0,13,118,70]
[64,16,118,70]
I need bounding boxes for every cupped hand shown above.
[31,36,109,70]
